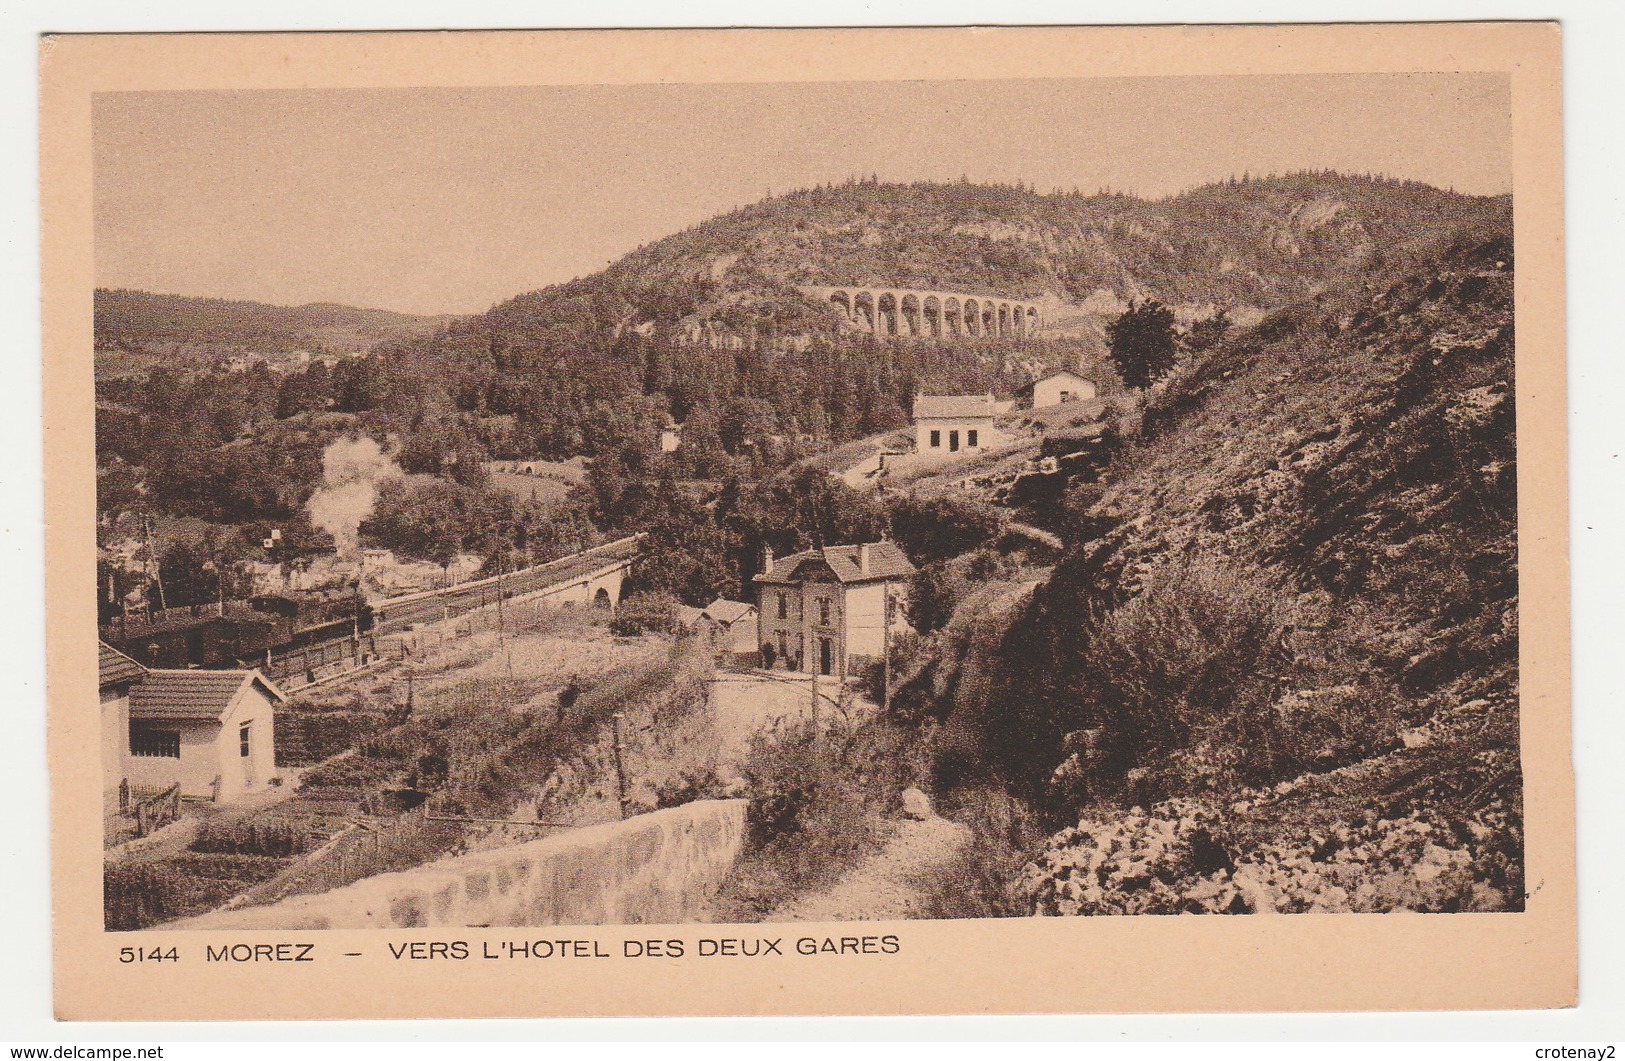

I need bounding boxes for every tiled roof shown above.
[676,606,706,629]
[754,541,917,586]
[98,641,146,688]
[129,668,285,721]
[703,599,757,625]
[913,394,996,421]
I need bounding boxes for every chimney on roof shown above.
[859,543,872,574]
[763,544,774,572]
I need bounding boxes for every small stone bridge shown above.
[800,284,1042,339]
[370,535,642,633]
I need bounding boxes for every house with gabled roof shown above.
[1023,368,1099,409]
[912,393,1002,456]
[700,598,759,653]
[126,668,284,803]
[752,542,916,677]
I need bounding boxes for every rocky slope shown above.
[909,232,1522,914]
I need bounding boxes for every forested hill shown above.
[344,172,1509,461]
[462,172,1509,344]
[94,289,453,355]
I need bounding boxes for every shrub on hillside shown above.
[104,854,287,930]
[913,787,1045,919]
[888,494,1008,565]
[609,591,681,636]
[1084,560,1293,779]
[191,819,312,857]
[715,715,932,915]
[907,562,967,636]
[1044,559,1402,809]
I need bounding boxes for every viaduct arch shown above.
[800,285,1042,339]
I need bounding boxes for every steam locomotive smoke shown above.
[306,437,401,555]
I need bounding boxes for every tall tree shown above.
[1106,299,1178,390]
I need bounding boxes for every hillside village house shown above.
[753,542,916,677]
[1026,368,1099,408]
[912,394,1001,455]
[678,598,760,654]
[125,668,283,804]
[99,642,145,803]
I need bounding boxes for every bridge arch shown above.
[876,292,898,336]
[796,285,1039,340]
[852,291,874,331]
[922,296,941,337]
[900,294,921,337]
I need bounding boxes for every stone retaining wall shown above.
[172,799,748,929]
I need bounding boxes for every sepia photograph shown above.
[88,70,1525,930]
[39,22,1575,1020]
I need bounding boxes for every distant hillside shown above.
[94,289,454,356]
[486,171,1510,342]
[907,233,1522,914]
[358,172,1509,462]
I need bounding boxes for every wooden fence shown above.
[123,782,181,837]
[262,635,378,686]
[226,802,463,910]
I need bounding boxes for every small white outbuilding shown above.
[912,394,1000,455]
[126,669,283,803]
[1027,369,1099,409]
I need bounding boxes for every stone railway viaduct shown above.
[799,285,1042,340]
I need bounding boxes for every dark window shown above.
[130,724,180,759]
[929,429,941,448]
[949,430,960,452]
[819,598,831,625]
[967,429,979,448]
[777,593,787,620]
[239,724,251,758]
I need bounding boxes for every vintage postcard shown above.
[41,23,1574,1019]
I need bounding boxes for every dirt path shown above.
[767,815,973,922]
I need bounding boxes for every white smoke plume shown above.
[306,436,402,555]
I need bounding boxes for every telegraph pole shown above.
[143,515,167,613]
[881,584,891,714]
[610,712,629,820]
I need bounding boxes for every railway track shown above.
[369,535,642,633]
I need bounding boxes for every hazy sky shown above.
[93,74,1511,316]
